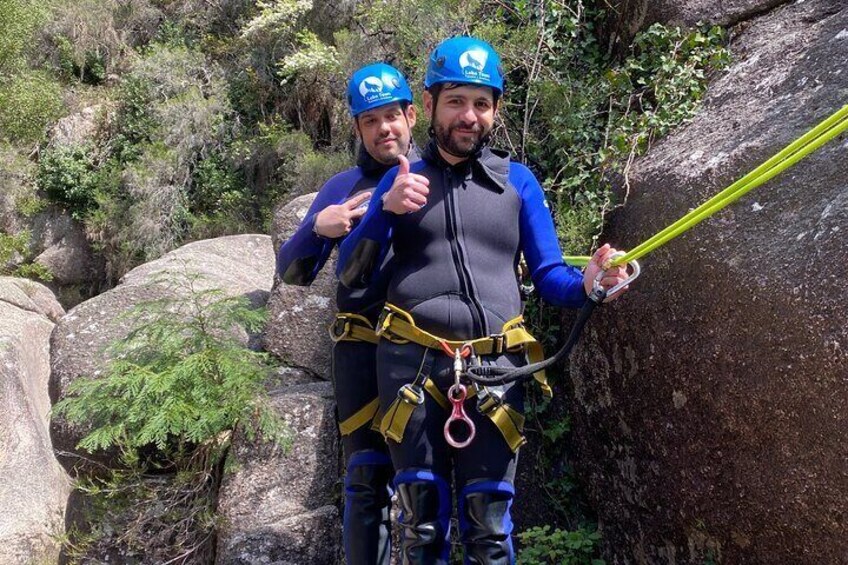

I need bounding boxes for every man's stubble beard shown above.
[433,120,488,158]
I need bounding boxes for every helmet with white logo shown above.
[347,63,414,117]
[424,36,504,96]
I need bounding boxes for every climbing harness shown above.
[329,312,381,345]
[376,304,535,451]
[468,103,848,392]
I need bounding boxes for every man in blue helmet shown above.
[337,38,630,563]
[276,62,419,565]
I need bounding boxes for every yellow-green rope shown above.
[563,104,848,269]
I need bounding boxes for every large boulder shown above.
[0,278,69,564]
[49,105,104,148]
[216,382,343,564]
[31,205,100,287]
[605,0,792,46]
[49,234,275,474]
[264,193,337,379]
[569,1,848,563]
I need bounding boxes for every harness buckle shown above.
[397,383,425,406]
[375,307,392,336]
[489,333,506,355]
[329,315,350,342]
[475,385,504,415]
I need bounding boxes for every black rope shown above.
[463,288,606,386]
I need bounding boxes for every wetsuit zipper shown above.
[443,167,489,337]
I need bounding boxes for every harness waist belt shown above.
[329,312,380,345]
[376,303,551,397]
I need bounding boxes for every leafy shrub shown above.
[0,70,63,142]
[0,0,48,73]
[54,274,285,562]
[517,525,605,565]
[37,144,100,220]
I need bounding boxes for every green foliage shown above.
[37,144,100,220]
[517,525,605,565]
[509,12,729,252]
[0,230,53,281]
[0,70,63,143]
[53,274,288,466]
[61,467,218,563]
[0,0,48,73]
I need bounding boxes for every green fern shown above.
[53,273,288,469]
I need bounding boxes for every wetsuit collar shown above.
[357,141,421,178]
[422,138,510,193]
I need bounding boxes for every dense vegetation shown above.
[1,0,729,562]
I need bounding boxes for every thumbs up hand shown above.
[381,154,430,215]
[314,191,372,239]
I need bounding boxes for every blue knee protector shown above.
[344,450,393,565]
[394,469,452,565]
[459,481,515,564]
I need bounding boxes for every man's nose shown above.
[459,104,477,123]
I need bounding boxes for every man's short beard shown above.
[433,120,487,158]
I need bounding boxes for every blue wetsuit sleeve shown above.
[512,165,587,309]
[336,168,399,288]
[275,178,349,285]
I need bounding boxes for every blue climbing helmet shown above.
[424,36,504,96]
[347,63,414,117]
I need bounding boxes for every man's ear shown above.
[423,90,433,116]
[405,104,417,129]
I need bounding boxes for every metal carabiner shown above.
[444,383,476,448]
[592,251,641,302]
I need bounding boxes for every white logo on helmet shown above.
[459,48,491,81]
[358,75,395,105]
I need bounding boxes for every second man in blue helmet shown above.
[276,62,419,564]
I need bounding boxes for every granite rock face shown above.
[568,1,848,563]
[0,278,70,564]
[215,382,343,564]
[265,193,337,379]
[605,0,792,45]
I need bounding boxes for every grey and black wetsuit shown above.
[337,139,587,564]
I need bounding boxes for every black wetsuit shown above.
[337,140,586,564]
[277,144,420,565]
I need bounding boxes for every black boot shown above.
[460,485,514,564]
[344,461,393,565]
[395,478,451,565]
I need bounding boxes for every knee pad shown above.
[394,469,451,565]
[345,450,393,499]
[459,481,515,565]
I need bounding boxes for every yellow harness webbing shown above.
[328,312,381,345]
[376,304,538,452]
[331,312,380,436]
[338,398,380,436]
